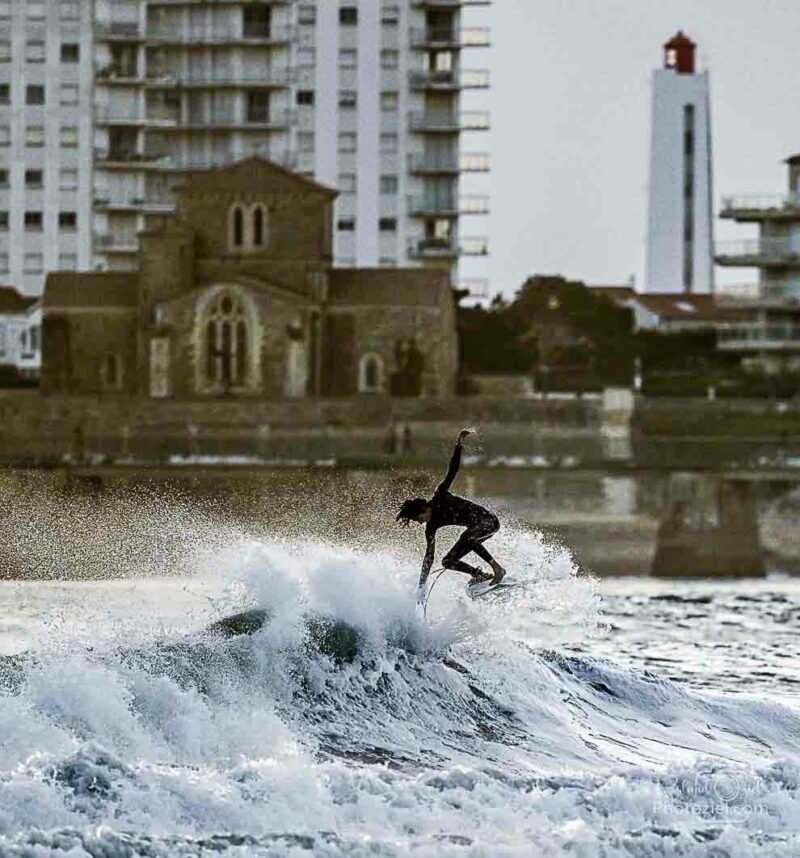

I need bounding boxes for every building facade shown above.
[93,0,491,291]
[41,157,458,399]
[0,285,40,376]
[646,31,714,295]
[716,155,800,367]
[0,0,94,296]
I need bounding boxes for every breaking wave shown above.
[0,532,799,856]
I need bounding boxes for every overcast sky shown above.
[468,0,800,296]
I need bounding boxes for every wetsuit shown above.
[418,443,500,591]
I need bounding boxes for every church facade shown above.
[41,158,457,400]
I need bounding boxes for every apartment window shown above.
[24,254,43,274]
[59,211,77,231]
[380,175,398,194]
[0,125,9,146]
[25,211,43,230]
[0,254,8,273]
[25,169,43,188]
[339,7,358,25]
[337,218,355,231]
[243,6,271,39]
[61,43,80,63]
[0,211,8,229]
[26,42,46,64]
[26,85,45,106]
[339,90,357,109]
[338,132,357,153]
[0,42,10,63]
[379,218,397,232]
[338,49,357,69]
[298,48,316,68]
[296,90,315,106]
[0,169,7,187]
[26,2,45,20]
[246,91,271,122]
[382,5,400,26]
[380,132,398,153]
[381,91,398,112]
[25,125,45,147]
[297,131,315,152]
[60,84,79,106]
[338,173,356,194]
[60,126,78,148]
[298,4,316,25]
[58,253,77,271]
[59,168,78,190]
[0,85,8,105]
[60,2,80,22]
[381,50,399,70]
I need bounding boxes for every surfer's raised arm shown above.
[435,428,474,495]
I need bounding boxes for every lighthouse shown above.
[646,32,714,294]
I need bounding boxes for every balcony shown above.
[96,65,145,85]
[409,111,489,133]
[145,68,292,88]
[457,277,489,298]
[718,322,800,351]
[409,195,489,216]
[460,152,490,172]
[409,68,489,91]
[147,0,288,4]
[408,153,459,174]
[94,195,175,214]
[145,25,294,45]
[715,239,800,267]
[720,193,800,221]
[410,27,491,49]
[95,22,145,42]
[94,233,139,254]
[407,236,488,259]
[176,108,291,130]
[94,105,147,125]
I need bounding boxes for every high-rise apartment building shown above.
[0,0,94,296]
[88,0,490,296]
[646,31,714,295]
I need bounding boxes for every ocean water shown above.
[1,527,800,857]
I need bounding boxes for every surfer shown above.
[396,428,506,600]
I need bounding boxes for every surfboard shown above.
[468,578,519,599]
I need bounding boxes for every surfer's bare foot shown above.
[470,572,493,587]
[490,563,506,586]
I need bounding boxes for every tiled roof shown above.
[0,286,37,314]
[44,272,138,310]
[591,286,748,322]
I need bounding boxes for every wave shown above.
[0,534,799,856]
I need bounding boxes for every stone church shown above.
[41,158,457,400]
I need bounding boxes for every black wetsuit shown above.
[418,443,500,589]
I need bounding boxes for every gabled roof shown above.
[592,286,748,323]
[0,285,37,314]
[44,272,138,310]
[178,155,338,198]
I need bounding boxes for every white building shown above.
[0,0,94,297]
[92,0,490,293]
[0,285,41,376]
[646,31,714,295]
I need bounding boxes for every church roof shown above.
[0,285,37,314]
[329,269,449,306]
[44,272,138,310]
[177,156,338,198]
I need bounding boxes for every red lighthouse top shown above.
[664,31,696,74]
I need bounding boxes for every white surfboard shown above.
[467,578,520,599]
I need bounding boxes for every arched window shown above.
[358,353,385,394]
[203,291,251,390]
[230,204,245,249]
[102,354,122,390]
[252,204,268,248]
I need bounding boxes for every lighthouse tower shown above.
[646,32,714,294]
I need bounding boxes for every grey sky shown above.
[475,0,800,297]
